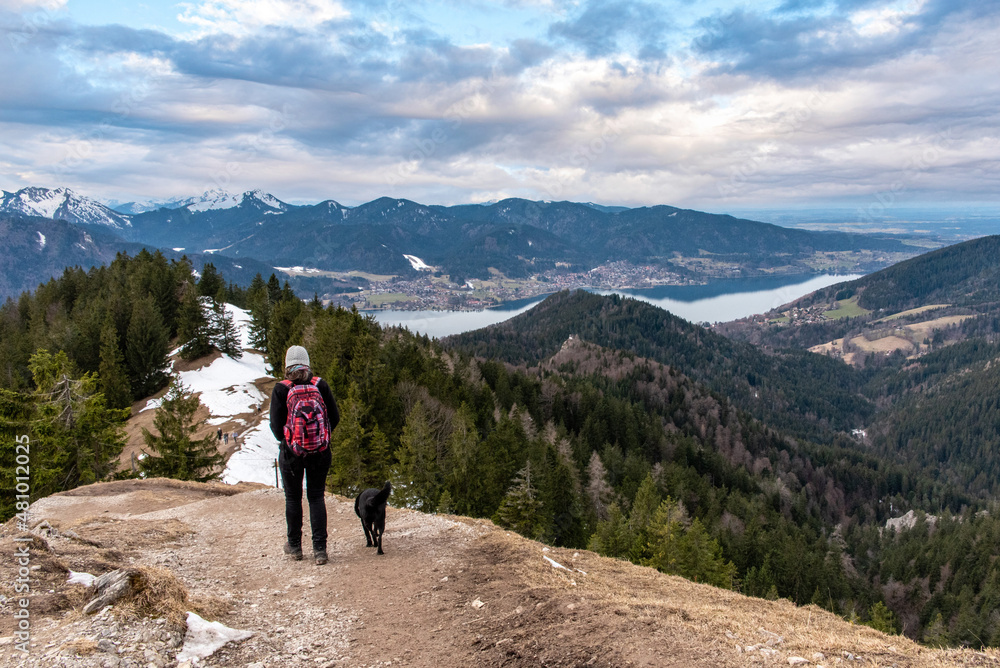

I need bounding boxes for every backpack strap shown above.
[310,376,321,387]
[280,379,293,388]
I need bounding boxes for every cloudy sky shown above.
[1,0,998,210]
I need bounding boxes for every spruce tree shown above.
[645,496,689,573]
[99,316,132,410]
[327,382,391,496]
[443,403,481,516]
[396,401,440,511]
[588,503,634,558]
[0,387,33,521]
[266,273,282,305]
[628,472,662,560]
[125,295,169,399]
[140,377,223,482]
[493,462,545,540]
[197,262,224,298]
[673,518,736,589]
[246,273,270,350]
[27,350,129,500]
[211,296,242,358]
[177,282,213,360]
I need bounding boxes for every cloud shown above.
[0,0,63,10]
[693,0,1000,80]
[1,0,998,210]
[548,0,671,60]
[177,0,350,37]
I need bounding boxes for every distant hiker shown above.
[232,431,239,445]
[224,431,229,445]
[217,427,223,441]
[270,345,340,566]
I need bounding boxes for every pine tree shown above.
[177,282,214,360]
[628,472,662,560]
[646,496,689,573]
[27,350,129,499]
[327,382,391,496]
[0,387,33,521]
[197,262,224,298]
[246,273,270,350]
[396,400,440,511]
[125,295,169,399]
[544,438,587,547]
[923,611,950,647]
[493,462,545,540]
[673,518,736,589]
[588,503,634,558]
[865,601,898,635]
[443,403,480,515]
[211,297,242,359]
[139,377,223,482]
[99,316,132,410]
[437,489,455,514]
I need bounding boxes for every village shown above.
[329,261,701,311]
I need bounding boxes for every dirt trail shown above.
[3,480,998,667]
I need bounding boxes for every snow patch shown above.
[176,612,253,663]
[36,231,46,248]
[403,254,432,271]
[543,555,571,571]
[221,422,280,485]
[67,571,96,587]
[173,247,185,251]
[140,396,164,413]
[275,266,322,274]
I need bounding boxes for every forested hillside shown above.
[7,252,1000,648]
[445,290,874,442]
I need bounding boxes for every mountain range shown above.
[0,186,927,301]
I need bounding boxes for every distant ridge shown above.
[444,289,873,440]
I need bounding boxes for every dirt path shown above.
[3,480,999,667]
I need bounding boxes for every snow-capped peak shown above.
[242,189,289,212]
[180,189,289,213]
[183,189,242,212]
[0,186,131,229]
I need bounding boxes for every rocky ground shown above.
[2,478,999,667]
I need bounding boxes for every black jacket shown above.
[269,375,340,447]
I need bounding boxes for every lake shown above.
[369,273,861,339]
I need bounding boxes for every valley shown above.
[309,251,917,312]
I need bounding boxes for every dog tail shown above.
[374,480,392,505]
[354,494,361,518]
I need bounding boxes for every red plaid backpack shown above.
[281,377,330,456]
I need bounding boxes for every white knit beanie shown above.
[284,345,310,369]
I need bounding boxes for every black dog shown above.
[354,481,392,555]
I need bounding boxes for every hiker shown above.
[232,431,239,445]
[224,431,229,445]
[270,345,339,565]
[217,427,222,441]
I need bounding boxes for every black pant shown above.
[279,445,332,552]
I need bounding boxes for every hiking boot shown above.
[283,542,303,561]
[314,550,328,566]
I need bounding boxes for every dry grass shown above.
[61,637,100,655]
[850,334,915,353]
[875,304,951,323]
[479,528,1000,667]
[905,315,974,337]
[114,566,192,627]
